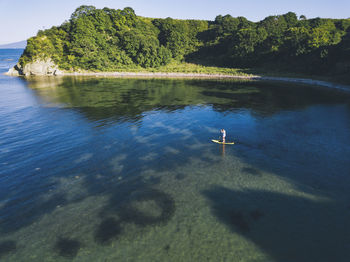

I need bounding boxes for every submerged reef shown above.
[119,189,176,226]
[94,218,122,245]
[54,237,82,258]
[91,186,175,247]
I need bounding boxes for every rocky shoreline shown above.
[6,59,62,77]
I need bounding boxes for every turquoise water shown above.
[1,50,350,261]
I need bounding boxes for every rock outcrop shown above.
[6,59,62,76]
[6,65,21,76]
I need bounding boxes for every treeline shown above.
[197,12,350,77]
[19,6,207,70]
[19,5,350,78]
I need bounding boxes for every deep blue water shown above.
[0,49,23,70]
[0,49,350,261]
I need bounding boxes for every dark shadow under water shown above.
[1,76,350,260]
[54,237,82,259]
[0,240,16,259]
[202,186,350,262]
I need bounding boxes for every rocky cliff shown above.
[6,59,62,76]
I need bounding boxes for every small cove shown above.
[1,50,350,261]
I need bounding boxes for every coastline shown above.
[4,70,350,93]
[55,71,350,93]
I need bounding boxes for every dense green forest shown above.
[19,5,350,80]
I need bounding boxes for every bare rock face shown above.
[6,66,20,76]
[6,59,60,76]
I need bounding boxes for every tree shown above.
[283,12,298,27]
[70,5,96,21]
[283,27,310,56]
[16,4,350,80]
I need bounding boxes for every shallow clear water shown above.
[1,50,350,261]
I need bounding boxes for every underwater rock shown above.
[54,237,81,258]
[119,189,175,226]
[94,218,122,244]
[164,244,170,253]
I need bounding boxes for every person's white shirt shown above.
[221,129,226,137]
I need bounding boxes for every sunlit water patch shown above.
[1,52,350,261]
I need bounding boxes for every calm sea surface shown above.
[0,49,350,261]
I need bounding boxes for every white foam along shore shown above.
[60,71,350,93]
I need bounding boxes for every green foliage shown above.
[18,5,349,80]
[283,12,298,28]
[19,35,56,66]
[283,27,311,56]
[214,15,254,37]
[153,18,208,60]
[231,28,267,58]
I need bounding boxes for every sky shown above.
[1,0,349,45]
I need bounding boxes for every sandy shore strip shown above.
[61,71,350,93]
[5,70,350,93]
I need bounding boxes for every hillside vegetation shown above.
[19,5,350,81]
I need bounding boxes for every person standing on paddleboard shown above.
[221,129,226,143]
